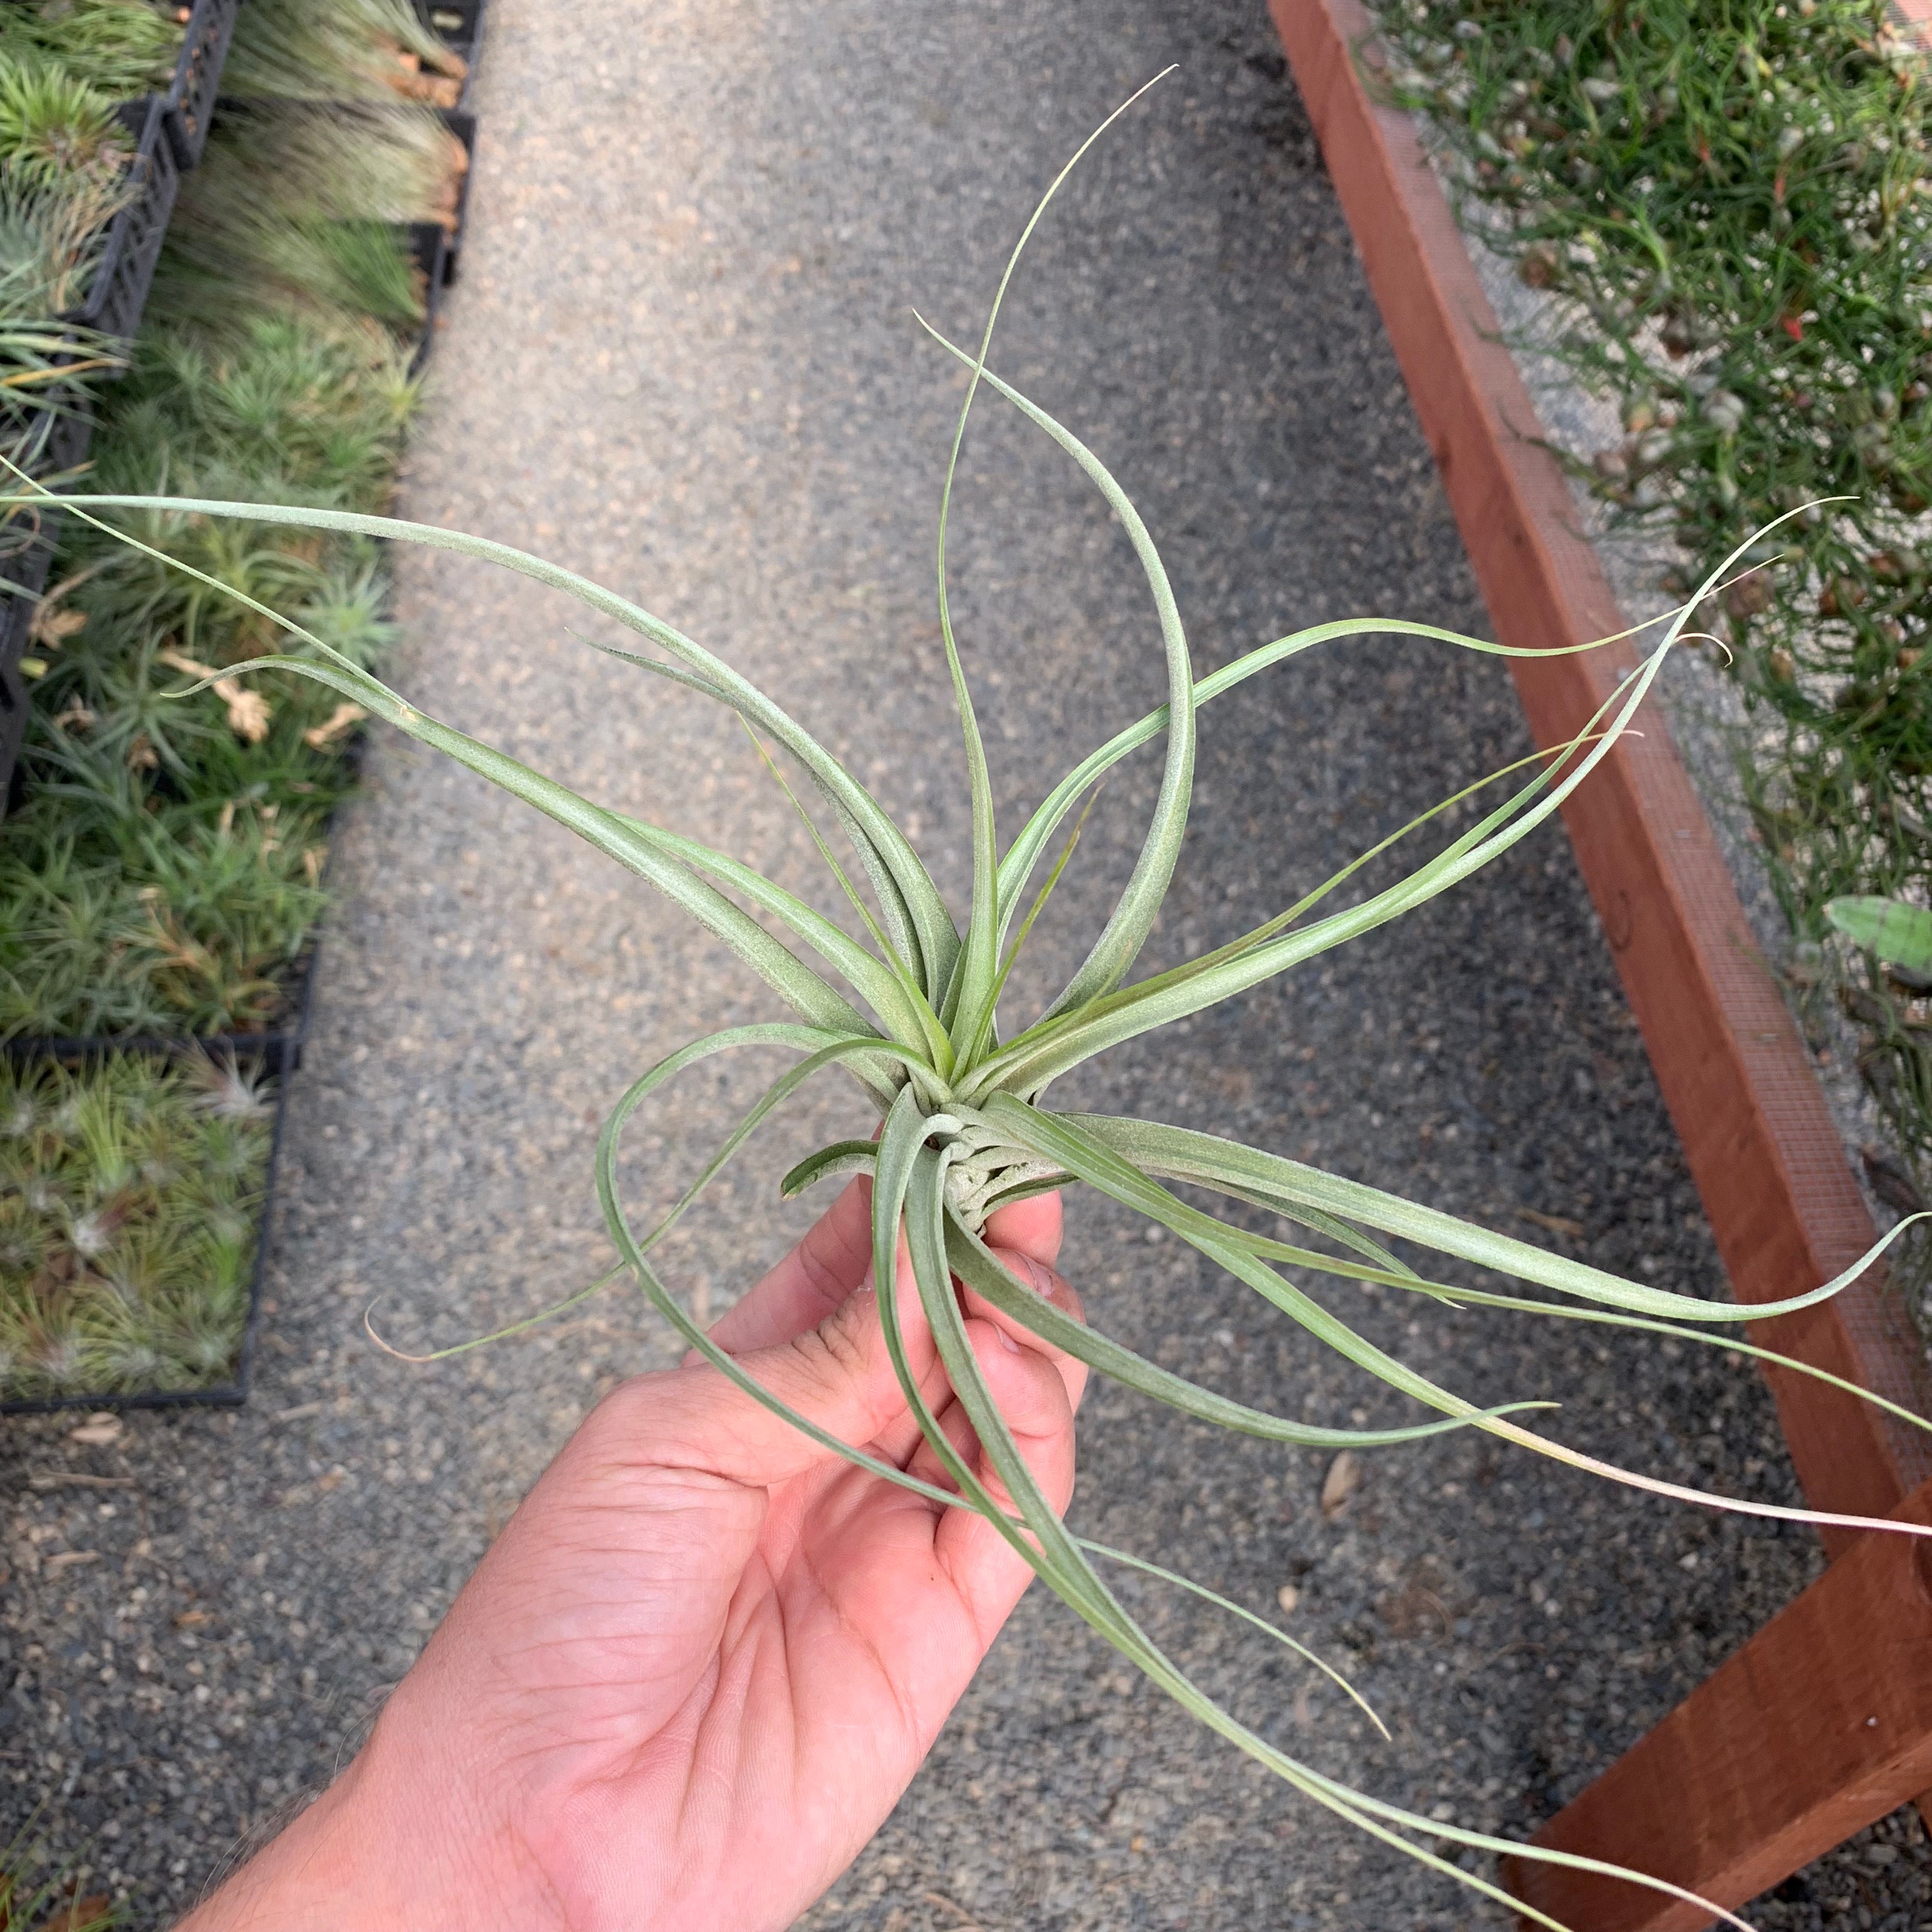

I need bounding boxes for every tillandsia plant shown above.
[22,83,1932,1925]
[0,180,127,478]
[0,1050,274,1399]
[224,0,468,110]
[0,0,185,102]
[0,56,135,484]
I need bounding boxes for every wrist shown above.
[176,1697,567,1932]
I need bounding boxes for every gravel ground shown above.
[4,1,1929,1926]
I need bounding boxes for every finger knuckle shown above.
[792,1295,876,1388]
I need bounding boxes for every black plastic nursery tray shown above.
[69,98,181,346]
[1,940,323,1082]
[416,0,489,96]
[445,105,478,260]
[402,102,479,372]
[408,220,454,373]
[0,406,95,804]
[162,0,243,169]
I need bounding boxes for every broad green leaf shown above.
[1825,894,1932,972]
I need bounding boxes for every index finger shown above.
[702,1174,875,1354]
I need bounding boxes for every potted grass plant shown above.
[32,86,1932,1922]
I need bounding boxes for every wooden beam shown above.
[1503,1478,1932,1932]
[1266,0,1932,1540]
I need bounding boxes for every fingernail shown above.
[995,1324,1022,1353]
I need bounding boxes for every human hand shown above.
[180,1177,1083,1932]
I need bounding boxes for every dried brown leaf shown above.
[1518,1206,1586,1239]
[303,702,368,749]
[1319,1449,1361,1521]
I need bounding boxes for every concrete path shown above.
[4,2,1928,1926]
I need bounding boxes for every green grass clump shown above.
[43,87,1932,1922]
[1370,0,1932,1252]
[0,1051,273,1400]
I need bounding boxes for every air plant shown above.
[152,105,459,339]
[235,102,470,232]
[0,0,184,100]
[0,270,415,1042]
[0,1052,272,1398]
[0,164,132,481]
[223,0,468,110]
[29,86,1932,1924]
[0,53,128,190]
[0,50,132,521]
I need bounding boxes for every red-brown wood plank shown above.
[1502,1478,1932,1931]
[1267,0,1932,1539]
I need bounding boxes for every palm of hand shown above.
[360,1179,1082,1932]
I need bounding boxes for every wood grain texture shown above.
[1266,0,1932,1535]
